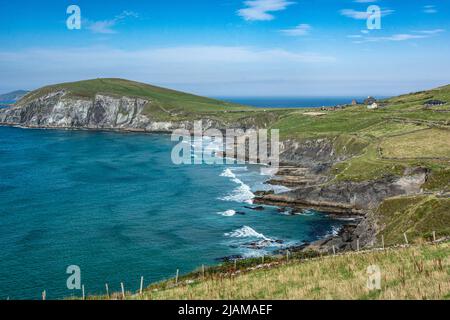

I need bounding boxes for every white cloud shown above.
[85,11,138,34]
[352,30,445,43]
[354,0,378,3]
[416,29,445,35]
[423,5,437,14]
[340,8,394,20]
[237,0,295,21]
[280,24,311,36]
[347,35,363,39]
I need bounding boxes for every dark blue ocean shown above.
[218,97,368,108]
[0,126,344,299]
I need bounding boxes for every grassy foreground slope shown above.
[88,242,449,300]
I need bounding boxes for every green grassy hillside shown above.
[19,78,252,115]
[85,242,450,300]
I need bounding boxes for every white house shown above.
[367,103,378,110]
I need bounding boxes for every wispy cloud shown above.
[340,8,394,20]
[423,5,437,14]
[352,29,445,43]
[237,0,295,21]
[280,24,311,36]
[85,11,139,34]
[416,29,445,35]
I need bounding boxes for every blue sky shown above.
[0,0,449,96]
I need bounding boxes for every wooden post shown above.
[381,235,385,250]
[105,283,109,298]
[121,282,125,300]
[286,250,289,262]
[82,284,85,300]
[404,233,409,245]
[234,259,237,270]
[357,239,360,251]
[42,290,46,301]
[140,276,144,295]
[332,245,336,255]
[262,256,264,264]
[433,231,436,243]
[202,265,205,279]
[175,269,179,285]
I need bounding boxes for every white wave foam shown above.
[217,210,236,217]
[225,226,270,241]
[219,168,255,204]
[295,209,316,216]
[323,225,342,238]
[220,168,235,178]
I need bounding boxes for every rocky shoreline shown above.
[252,163,429,254]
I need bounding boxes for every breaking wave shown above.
[217,210,236,217]
[219,168,255,204]
[225,226,271,241]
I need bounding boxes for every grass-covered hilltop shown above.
[1,78,449,300]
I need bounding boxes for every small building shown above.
[424,100,446,107]
[367,103,378,110]
[364,96,377,105]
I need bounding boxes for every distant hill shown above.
[0,90,29,103]
[17,78,249,113]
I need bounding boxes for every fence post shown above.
[234,259,237,270]
[332,245,336,255]
[202,265,205,279]
[262,256,265,264]
[286,250,289,262]
[121,282,125,300]
[381,235,385,250]
[140,276,144,296]
[357,239,360,252]
[105,283,109,298]
[433,231,436,243]
[82,284,85,300]
[175,269,179,285]
[403,233,409,245]
[42,290,46,301]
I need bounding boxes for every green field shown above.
[85,242,450,300]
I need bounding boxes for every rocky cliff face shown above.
[0,91,221,132]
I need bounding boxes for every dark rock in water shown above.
[215,255,243,262]
[243,239,284,249]
[236,211,246,215]
[244,206,265,211]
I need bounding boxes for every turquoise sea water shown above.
[0,126,344,299]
